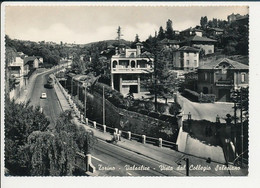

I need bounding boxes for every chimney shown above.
[136,42,142,56]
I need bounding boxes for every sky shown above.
[5,5,248,44]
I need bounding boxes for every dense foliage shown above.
[5,100,96,176]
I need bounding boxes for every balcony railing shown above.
[112,66,153,73]
[216,80,233,86]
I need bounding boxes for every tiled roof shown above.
[160,38,179,44]
[177,46,200,52]
[198,58,249,70]
[185,35,217,43]
[24,56,38,65]
[181,27,203,33]
[209,28,224,32]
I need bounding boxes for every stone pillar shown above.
[111,74,114,89]
[103,125,106,133]
[86,154,96,173]
[159,138,162,147]
[114,128,118,134]
[127,131,131,140]
[142,135,146,144]
[81,114,84,122]
[85,118,88,126]
[93,121,96,129]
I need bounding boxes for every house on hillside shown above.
[179,35,217,55]
[180,27,203,37]
[197,58,249,102]
[8,56,25,86]
[24,56,42,69]
[227,13,241,23]
[172,46,200,72]
[160,38,180,49]
[207,28,224,36]
[110,43,154,98]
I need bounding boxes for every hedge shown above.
[183,89,216,103]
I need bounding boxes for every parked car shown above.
[41,92,47,99]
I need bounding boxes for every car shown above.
[41,93,47,99]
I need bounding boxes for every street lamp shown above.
[177,157,189,176]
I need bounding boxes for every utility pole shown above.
[240,90,243,167]
[103,85,105,125]
[153,38,158,112]
[77,81,80,100]
[84,85,87,118]
[185,158,189,176]
[71,78,73,95]
[234,102,237,155]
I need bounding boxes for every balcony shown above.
[215,80,233,87]
[111,66,153,74]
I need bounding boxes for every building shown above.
[8,56,25,86]
[197,58,249,102]
[172,46,200,71]
[236,14,249,26]
[180,35,217,55]
[180,27,203,37]
[24,56,42,69]
[110,43,154,97]
[207,28,224,36]
[160,38,180,49]
[227,13,241,23]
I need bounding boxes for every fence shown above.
[54,75,178,150]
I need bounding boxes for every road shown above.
[28,70,184,176]
[177,93,234,122]
[91,139,184,176]
[29,70,62,126]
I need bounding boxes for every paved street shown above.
[177,93,234,122]
[29,72,62,125]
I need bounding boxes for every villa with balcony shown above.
[110,43,154,97]
[197,58,249,102]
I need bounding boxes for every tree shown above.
[134,34,140,43]
[165,19,174,40]
[157,26,165,40]
[5,100,50,175]
[200,16,208,29]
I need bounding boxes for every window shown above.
[186,60,189,66]
[194,60,197,67]
[194,53,197,57]
[186,52,189,56]
[241,73,246,83]
[204,72,208,80]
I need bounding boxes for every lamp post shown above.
[84,84,87,118]
[103,85,105,125]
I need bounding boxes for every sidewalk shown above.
[54,78,247,176]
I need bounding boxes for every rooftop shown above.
[198,58,249,70]
[160,38,179,44]
[177,46,200,53]
[184,35,217,43]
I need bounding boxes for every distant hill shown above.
[82,39,132,48]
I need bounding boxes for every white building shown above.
[110,43,154,97]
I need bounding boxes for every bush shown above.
[183,89,215,103]
[169,103,181,116]
[199,94,216,103]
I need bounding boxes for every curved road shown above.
[28,70,184,176]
